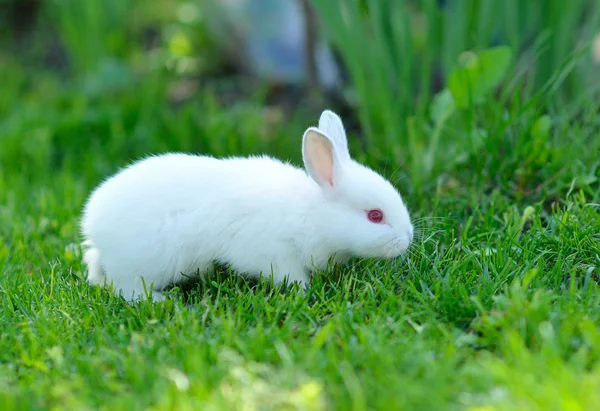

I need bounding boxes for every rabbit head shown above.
[302,110,413,260]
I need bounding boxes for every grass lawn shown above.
[1,1,600,410]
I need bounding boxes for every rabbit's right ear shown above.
[302,127,340,188]
[318,110,350,162]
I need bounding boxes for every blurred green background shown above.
[1,0,599,194]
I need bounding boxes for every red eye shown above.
[367,209,384,223]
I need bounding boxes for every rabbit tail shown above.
[82,240,106,285]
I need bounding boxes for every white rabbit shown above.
[80,110,413,302]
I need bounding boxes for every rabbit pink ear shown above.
[302,127,336,187]
[318,110,350,162]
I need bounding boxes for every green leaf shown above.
[312,321,335,349]
[430,88,456,124]
[531,115,552,140]
[448,46,513,108]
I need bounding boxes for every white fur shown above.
[80,110,413,302]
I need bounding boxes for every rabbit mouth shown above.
[382,237,411,258]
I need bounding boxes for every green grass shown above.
[310,0,600,188]
[1,1,600,410]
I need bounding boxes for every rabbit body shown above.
[81,110,413,302]
[83,154,335,301]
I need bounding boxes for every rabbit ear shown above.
[318,110,350,162]
[302,127,339,187]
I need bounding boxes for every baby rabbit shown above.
[81,110,413,301]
